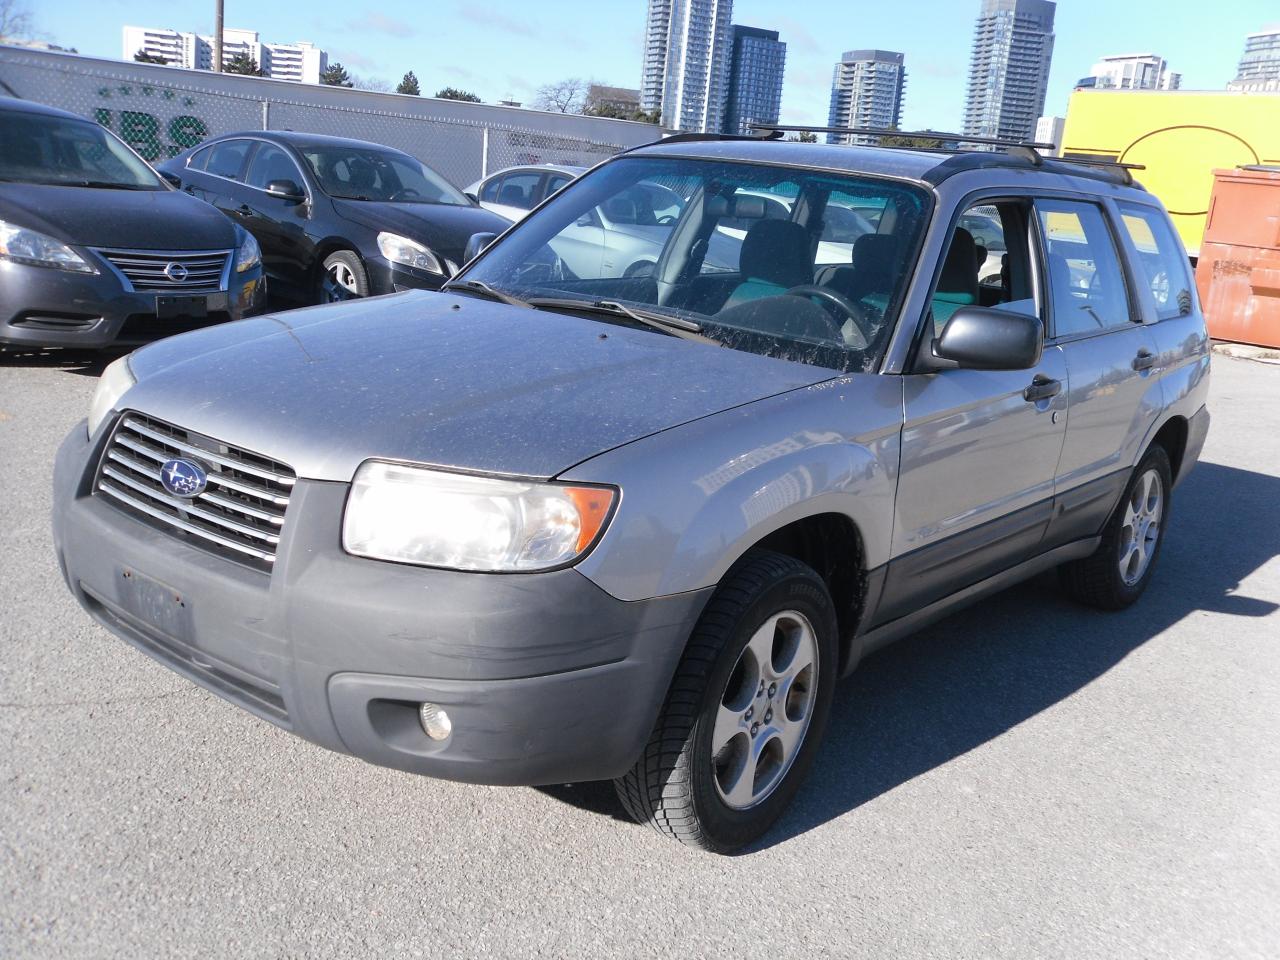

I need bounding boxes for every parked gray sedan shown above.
[53,136,1209,852]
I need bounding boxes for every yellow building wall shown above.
[1059,90,1280,256]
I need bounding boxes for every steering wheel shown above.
[656,214,678,225]
[784,284,876,346]
[390,187,422,202]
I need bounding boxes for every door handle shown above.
[1132,349,1156,371]
[1023,374,1062,403]
[236,204,254,217]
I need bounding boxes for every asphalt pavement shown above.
[2,348,1278,959]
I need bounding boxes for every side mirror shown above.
[463,232,498,263]
[266,179,306,202]
[933,306,1042,370]
[464,191,479,204]
[159,170,182,188]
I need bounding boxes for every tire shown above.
[614,550,839,853]
[623,260,656,279]
[319,250,369,302]
[1058,444,1173,610]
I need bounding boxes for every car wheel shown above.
[1059,444,1173,610]
[614,550,838,853]
[320,251,369,302]
[624,260,655,279]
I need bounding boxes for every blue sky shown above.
[32,0,1278,131]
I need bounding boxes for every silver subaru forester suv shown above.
[54,134,1210,852]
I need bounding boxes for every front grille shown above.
[95,413,295,571]
[96,248,231,292]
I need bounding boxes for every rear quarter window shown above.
[1117,202,1195,320]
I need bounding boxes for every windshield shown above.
[298,145,468,205]
[0,110,163,190]
[460,156,931,373]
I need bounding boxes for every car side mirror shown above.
[932,306,1043,370]
[464,232,498,263]
[265,179,306,202]
[464,191,479,204]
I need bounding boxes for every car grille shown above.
[95,249,231,292]
[95,413,295,570]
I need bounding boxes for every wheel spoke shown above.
[721,749,759,807]
[745,615,781,680]
[712,703,745,754]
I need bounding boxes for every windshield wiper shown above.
[526,297,720,345]
[441,278,530,308]
[66,180,154,190]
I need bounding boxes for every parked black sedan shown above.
[0,98,266,351]
[159,132,510,304]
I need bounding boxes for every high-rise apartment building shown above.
[826,50,906,145]
[122,26,327,83]
[1087,53,1180,90]
[1228,25,1280,92]
[1034,114,1064,153]
[640,0,735,132]
[722,25,786,136]
[963,0,1056,144]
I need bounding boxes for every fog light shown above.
[419,702,452,741]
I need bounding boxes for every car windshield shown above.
[298,145,468,205]
[460,155,931,373]
[0,110,163,190]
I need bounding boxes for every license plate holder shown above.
[156,294,209,319]
[116,567,193,643]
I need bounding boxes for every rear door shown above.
[1035,198,1162,547]
[879,197,1068,625]
[189,138,255,218]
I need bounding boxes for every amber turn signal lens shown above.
[565,486,616,553]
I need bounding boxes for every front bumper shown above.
[366,255,449,296]
[53,423,709,785]
[0,259,266,350]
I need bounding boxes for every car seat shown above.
[721,220,813,309]
[931,227,979,329]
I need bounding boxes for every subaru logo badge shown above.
[160,458,208,498]
[163,261,189,283]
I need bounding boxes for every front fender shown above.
[563,375,903,601]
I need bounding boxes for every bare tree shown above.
[535,77,587,114]
[351,74,393,93]
[0,0,34,38]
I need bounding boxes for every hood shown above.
[0,183,238,250]
[331,199,510,265]
[124,291,832,481]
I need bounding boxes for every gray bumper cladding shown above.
[52,423,711,786]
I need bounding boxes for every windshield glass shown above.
[460,156,931,373]
[0,110,163,190]
[298,145,468,205]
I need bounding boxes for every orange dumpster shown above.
[1195,166,1280,349]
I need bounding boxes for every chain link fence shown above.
[0,46,660,187]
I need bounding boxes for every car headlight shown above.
[343,460,617,572]
[87,354,136,437]
[235,230,261,273]
[0,220,97,274]
[377,232,444,275]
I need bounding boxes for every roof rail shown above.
[750,123,1056,151]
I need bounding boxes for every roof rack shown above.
[750,124,1056,151]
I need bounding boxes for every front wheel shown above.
[614,550,838,852]
[1059,444,1173,610]
[320,250,369,303]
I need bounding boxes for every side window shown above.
[188,144,214,171]
[545,174,572,197]
[494,172,541,210]
[931,200,1037,338]
[206,139,252,181]
[479,176,501,203]
[245,143,301,191]
[1117,202,1194,320]
[1035,199,1132,338]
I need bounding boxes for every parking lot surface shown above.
[2,350,1278,959]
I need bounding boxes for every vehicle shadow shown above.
[0,347,128,377]
[539,461,1280,851]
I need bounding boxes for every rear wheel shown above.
[614,550,838,852]
[1059,444,1173,610]
[320,251,369,302]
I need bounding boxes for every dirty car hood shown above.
[123,291,833,481]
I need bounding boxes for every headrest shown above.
[740,219,811,288]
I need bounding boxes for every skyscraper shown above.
[1228,25,1280,92]
[722,26,786,136]
[1087,53,1180,91]
[641,0,735,132]
[826,50,906,145]
[963,0,1056,143]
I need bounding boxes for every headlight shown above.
[343,461,616,572]
[235,230,261,273]
[377,232,444,275]
[0,220,97,274]
[87,355,136,437]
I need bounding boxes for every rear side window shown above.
[206,139,252,181]
[1036,199,1132,338]
[494,172,541,210]
[188,144,213,170]
[1117,202,1194,320]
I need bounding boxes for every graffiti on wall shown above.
[91,84,209,160]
